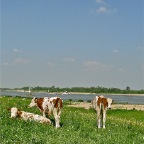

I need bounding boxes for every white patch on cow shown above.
[50,97,57,101]
[29,97,38,107]
[10,107,18,118]
[107,98,113,109]
[91,96,98,109]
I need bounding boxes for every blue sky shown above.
[1,0,144,90]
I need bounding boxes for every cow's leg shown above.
[53,109,60,128]
[57,109,62,118]
[97,110,101,128]
[102,110,106,128]
[42,110,46,117]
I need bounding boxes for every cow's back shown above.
[47,97,63,111]
[37,98,45,111]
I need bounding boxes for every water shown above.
[0,91,144,104]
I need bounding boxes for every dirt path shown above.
[67,102,144,111]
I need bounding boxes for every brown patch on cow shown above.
[59,99,63,108]
[52,98,59,108]
[17,111,22,117]
[97,96,101,107]
[27,114,34,119]
[101,98,108,109]
[52,97,63,108]
[36,98,44,111]
[41,119,51,124]
[97,96,108,109]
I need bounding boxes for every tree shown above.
[126,86,130,91]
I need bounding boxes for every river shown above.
[0,91,144,104]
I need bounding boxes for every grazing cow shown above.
[92,95,113,128]
[29,97,63,128]
[8,107,52,125]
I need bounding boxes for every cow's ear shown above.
[17,110,22,116]
[7,108,11,111]
[34,97,38,102]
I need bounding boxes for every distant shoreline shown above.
[0,90,144,97]
[68,92,144,96]
[104,94,144,96]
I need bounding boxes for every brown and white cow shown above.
[92,95,113,128]
[29,97,63,128]
[8,107,52,125]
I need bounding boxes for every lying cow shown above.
[8,107,52,125]
[29,97,63,128]
[92,95,113,128]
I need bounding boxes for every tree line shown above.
[14,86,144,94]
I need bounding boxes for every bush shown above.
[78,99,84,102]
[87,100,91,103]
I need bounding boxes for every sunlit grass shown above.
[0,96,144,144]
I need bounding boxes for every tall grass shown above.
[0,96,144,144]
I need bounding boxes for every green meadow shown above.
[0,96,144,144]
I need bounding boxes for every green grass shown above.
[0,96,144,144]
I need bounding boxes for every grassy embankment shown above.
[0,96,144,144]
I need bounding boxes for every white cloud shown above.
[13,58,29,64]
[113,49,119,53]
[13,48,22,53]
[97,6,107,13]
[2,59,30,66]
[97,7,117,14]
[83,61,113,71]
[83,61,99,68]
[91,0,117,14]
[64,58,75,63]
[2,62,9,66]
[96,0,105,5]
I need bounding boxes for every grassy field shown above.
[0,96,144,144]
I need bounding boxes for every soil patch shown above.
[67,102,144,111]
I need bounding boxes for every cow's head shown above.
[91,98,96,109]
[29,97,38,107]
[8,107,19,118]
[107,98,113,109]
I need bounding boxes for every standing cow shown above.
[29,97,63,128]
[92,95,113,128]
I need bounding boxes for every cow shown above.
[29,97,63,128]
[91,95,113,128]
[8,107,52,125]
